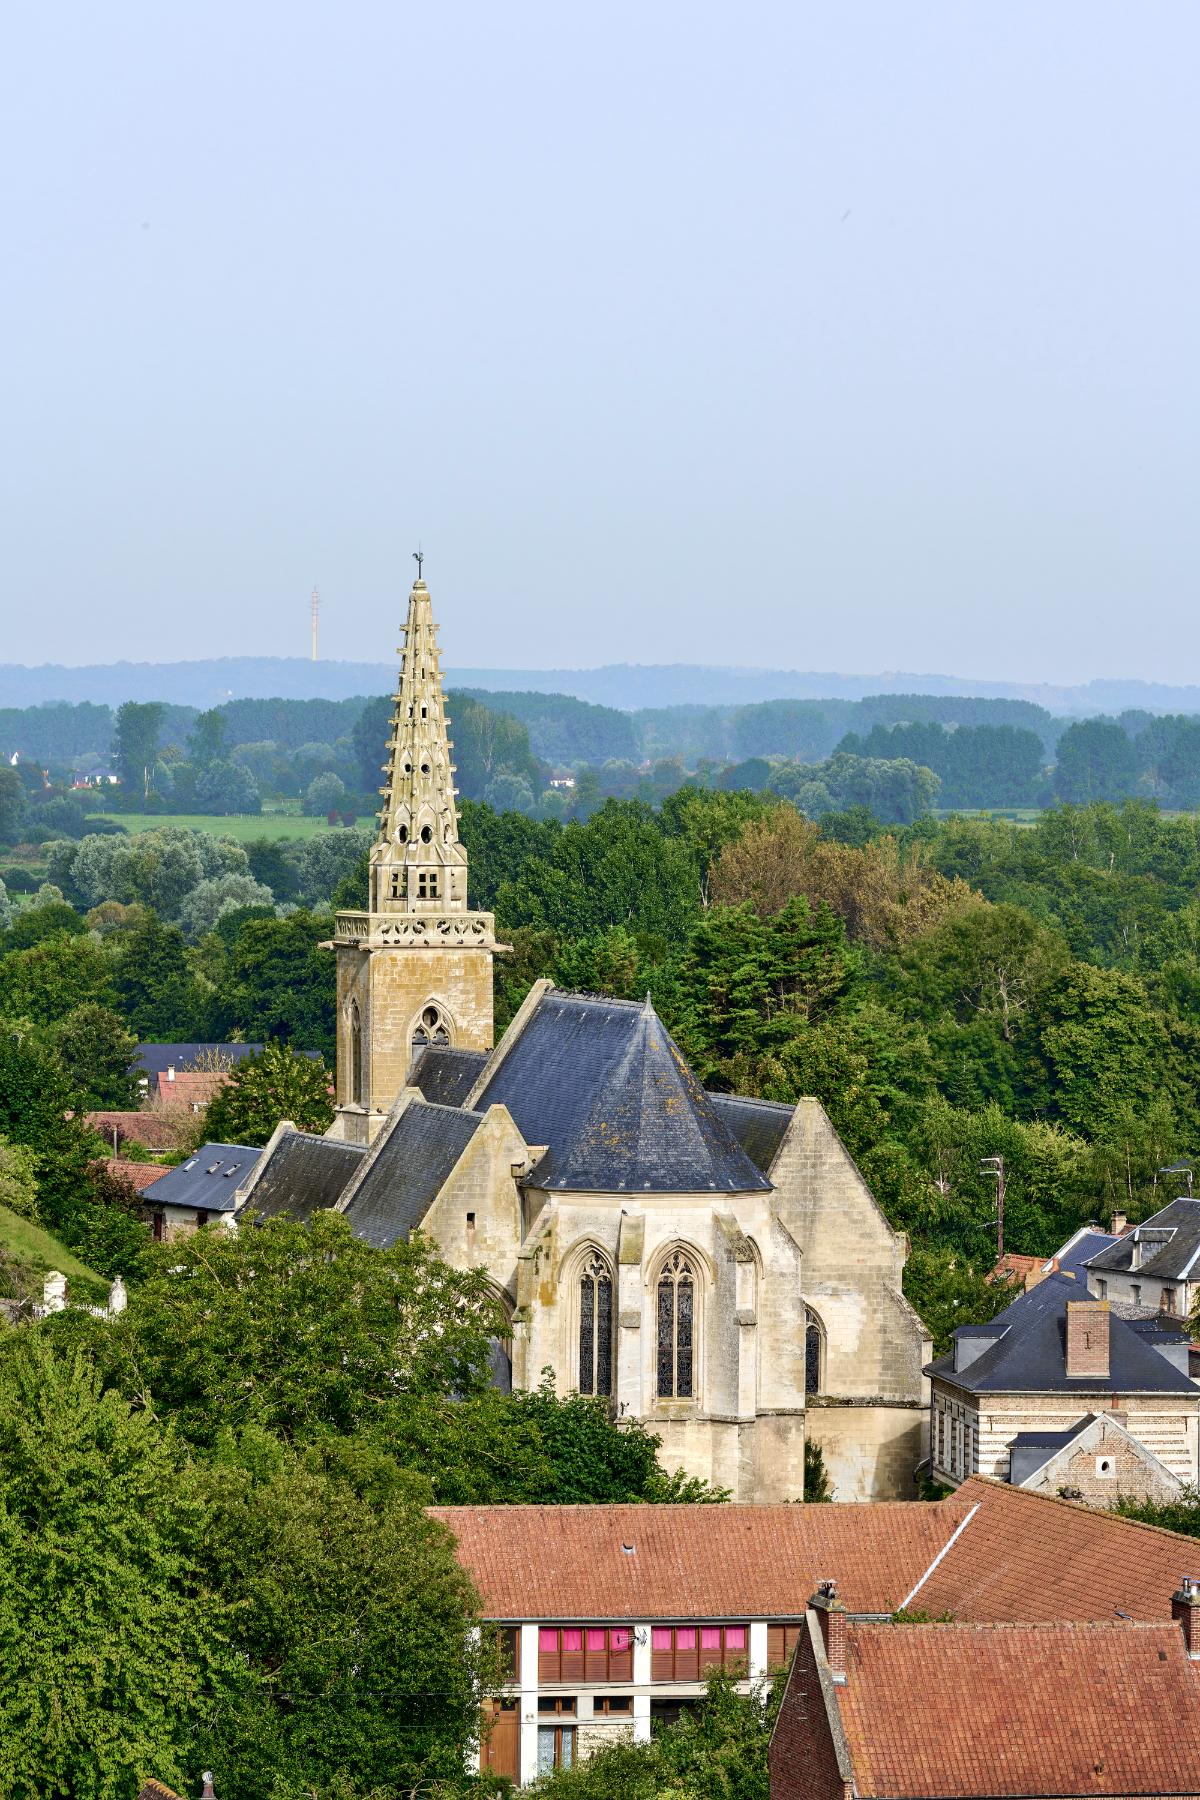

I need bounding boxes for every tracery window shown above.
[411,1004,451,1055]
[656,1250,696,1399]
[578,1252,613,1397]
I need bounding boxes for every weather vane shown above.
[412,547,424,579]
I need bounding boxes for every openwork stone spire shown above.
[369,574,470,914]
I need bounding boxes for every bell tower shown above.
[329,564,502,1143]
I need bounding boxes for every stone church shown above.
[235,571,930,1501]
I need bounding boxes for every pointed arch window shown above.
[805,1308,825,1396]
[657,1250,696,1399]
[346,999,363,1105]
[578,1252,613,1397]
[411,1004,451,1056]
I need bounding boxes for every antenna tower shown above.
[310,586,319,662]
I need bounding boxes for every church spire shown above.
[369,566,469,914]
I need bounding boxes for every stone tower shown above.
[328,569,502,1144]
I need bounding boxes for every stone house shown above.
[237,569,931,1501]
[927,1272,1200,1498]
[141,1142,263,1242]
[1086,1195,1200,1317]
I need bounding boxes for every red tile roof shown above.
[988,1252,1042,1285]
[912,1474,1200,1623]
[107,1159,171,1195]
[834,1619,1200,1797]
[155,1070,229,1111]
[429,1500,971,1621]
[86,1110,192,1150]
[136,1785,184,1800]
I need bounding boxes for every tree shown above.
[213,910,337,1057]
[187,707,227,767]
[45,1003,138,1107]
[0,930,116,1025]
[0,1138,39,1220]
[0,768,27,843]
[195,759,260,815]
[176,872,275,940]
[903,1246,1018,1355]
[109,910,203,1040]
[111,700,165,794]
[1054,718,1139,804]
[0,1335,243,1800]
[202,1040,334,1144]
[304,771,346,815]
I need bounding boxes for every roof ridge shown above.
[958,1473,1200,1545]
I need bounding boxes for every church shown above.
[235,570,930,1501]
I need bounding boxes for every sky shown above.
[2,3,1198,681]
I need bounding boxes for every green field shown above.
[0,1204,111,1306]
[92,811,351,843]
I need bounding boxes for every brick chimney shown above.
[1111,1211,1128,1237]
[1065,1299,1110,1381]
[809,1579,847,1684]
[1173,1581,1200,1658]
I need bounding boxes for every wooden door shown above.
[480,1698,520,1780]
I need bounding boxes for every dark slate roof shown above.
[1008,1417,1093,1486]
[239,1132,366,1225]
[1054,1229,1118,1275]
[472,990,771,1194]
[928,1273,1198,1396]
[132,1042,322,1076]
[1086,1197,1200,1282]
[408,1046,490,1108]
[342,1101,485,1247]
[705,1093,793,1173]
[143,1142,262,1214]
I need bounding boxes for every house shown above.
[927,1272,1200,1498]
[434,1476,1200,1787]
[988,1222,1121,1294]
[1086,1195,1200,1317]
[769,1588,1200,1800]
[133,1043,266,1096]
[248,568,931,1504]
[141,1142,263,1241]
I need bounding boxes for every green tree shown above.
[0,929,116,1024]
[0,1335,243,1800]
[109,910,203,1040]
[1053,718,1139,804]
[0,1137,39,1220]
[0,768,27,843]
[213,909,337,1057]
[903,1246,1018,1355]
[202,1040,334,1144]
[188,707,227,767]
[111,700,165,794]
[45,1002,138,1107]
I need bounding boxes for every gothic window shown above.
[656,1250,696,1399]
[412,1004,451,1055]
[804,1308,825,1395]
[346,999,363,1105]
[578,1252,613,1397]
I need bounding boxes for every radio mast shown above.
[310,586,319,661]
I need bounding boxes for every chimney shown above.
[809,1579,847,1684]
[1065,1299,1110,1381]
[1111,1211,1128,1237]
[200,1776,216,1800]
[1173,1580,1200,1659]
[166,1065,176,1083]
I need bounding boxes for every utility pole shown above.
[980,1155,1006,1262]
[311,586,319,661]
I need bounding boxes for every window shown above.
[804,1309,825,1395]
[538,1697,576,1715]
[346,999,363,1105]
[538,1627,632,1684]
[411,1004,450,1055]
[1162,1286,1178,1315]
[390,870,403,899]
[1132,1284,1142,1306]
[579,1251,613,1397]
[195,1209,210,1229]
[593,1696,632,1716]
[537,1725,575,1774]
[657,1250,696,1399]
[767,1623,805,1668]
[417,870,439,900]
[152,1211,165,1242]
[651,1625,748,1681]
[1095,1278,1107,1298]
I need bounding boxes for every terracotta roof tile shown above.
[107,1159,170,1195]
[86,1110,192,1150]
[155,1070,230,1110]
[136,1784,185,1800]
[429,1500,970,1620]
[912,1475,1200,1622]
[835,1619,1200,1797]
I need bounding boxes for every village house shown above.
[768,1590,1200,1800]
[435,1475,1200,1787]
[1086,1195,1200,1317]
[233,569,932,1504]
[927,1272,1199,1502]
[140,1142,263,1241]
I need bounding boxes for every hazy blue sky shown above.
[2,3,1197,680]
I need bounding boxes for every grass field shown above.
[92,811,351,842]
[0,1204,111,1306]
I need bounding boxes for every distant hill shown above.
[4,655,1200,716]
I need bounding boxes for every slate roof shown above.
[828,1619,1200,1798]
[408,1046,490,1107]
[1007,1416,1093,1486]
[133,1043,266,1077]
[342,1101,485,1247]
[472,991,771,1194]
[704,1093,793,1173]
[239,1132,365,1225]
[928,1271,1198,1395]
[911,1475,1200,1623]
[141,1142,262,1214]
[1054,1226,1118,1275]
[429,1498,969,1620]
[1087,1196,1200,1281]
